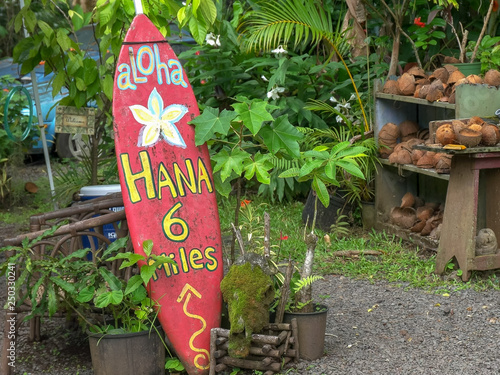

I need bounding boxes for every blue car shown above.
[2,24,195,159]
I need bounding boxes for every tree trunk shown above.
[388,30,400,77]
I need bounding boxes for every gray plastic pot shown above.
[88,326,165,375]
[283,304,328,360]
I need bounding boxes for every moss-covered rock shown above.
[220,255,274,358]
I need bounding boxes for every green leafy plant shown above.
[0,233,175,335]
[165,357,185,373]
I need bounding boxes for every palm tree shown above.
[238,0,370,132]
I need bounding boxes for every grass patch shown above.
[218,194,500,293]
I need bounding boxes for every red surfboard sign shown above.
[112,14,222,375]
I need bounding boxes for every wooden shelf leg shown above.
[435,155,479,281]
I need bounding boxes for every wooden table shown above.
[416,145,500,281]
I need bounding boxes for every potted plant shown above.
[0,234,175,375]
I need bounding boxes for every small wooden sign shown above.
[55,106,95,134]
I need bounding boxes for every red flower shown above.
[280,234,289,240]
[200,79,206,85]
[3,88,9,92]
[494,1,499,12]
[414,17,426,28]
[39,61,45,65]
[195,51,201,56]
[240,199,251,207]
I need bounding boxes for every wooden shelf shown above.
[375,92,455,110]
[378,158,450,181]
[375,221,440,250]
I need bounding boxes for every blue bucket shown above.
[79,185,123,252]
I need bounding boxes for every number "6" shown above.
[162,202,189,242]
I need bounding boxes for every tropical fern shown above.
[292,275,324,293]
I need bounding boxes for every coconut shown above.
[411,149,425,164]
[378,122,400,157]
[454,77,469,87]
[484,69,500,86]
[382,79,401,95]
[400,192,415,208]
[466,74,483,84]
[447,70,466,85]
[436,124,456,145]
[451,119,467,136]
[416,206,434,221]
[443,56,461,64]
[410,220,426,233]
[418,84,431,99]
[417,128,429,140]
[435,154,452,174]
[415,78,431,86]
[25,182,38,193]
[391,207,417,229]
[392,148,412,164]
[426,87,444,102]
[443,64,459,74]
[468,123,483,133]
[457,128,482,147]
[407,66,427,78]
[480,124,498,146]
[429,67,449,83]
[399,120,419,141]
[406,138,424,148]
[448,91,456,104]
[416,152,436,169]
[398,73,416,95]
[468,116,485,126]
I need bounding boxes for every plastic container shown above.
[79,184,123,250]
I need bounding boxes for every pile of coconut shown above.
[435,116,500,148]
[378,120,452,173]
[382,65,500,103]
[390,192,443,239]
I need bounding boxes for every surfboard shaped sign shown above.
[112,14,223,375]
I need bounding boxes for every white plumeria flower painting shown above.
[129,88,188,148]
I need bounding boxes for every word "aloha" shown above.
[117,44,188,90]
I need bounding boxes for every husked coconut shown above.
[410,220,426,233]
[407,66,427,78]
[416,206,434,221]
[436,124,456,145]
[484,69,500,86]
[378,122,400,157]
[394,207,417,229]
[443,64,459,74]
[382,79,401,94]
[416,152,436,168]
[443,56,460,64]
[398,73,416,95]
[418,84,431,99]
[466,74,483,84]
[447,70,466,85]
[406,138,424,148]
[435,154,452,174]
[468,116,485,126]
[451,119,467,135]
[417,129,429,140]
[411,149,425,164]
[475,228,498,256]
[399,120,420,141]
[392,148,412,164]
[480,124,498,146]
[457,128,482,147]
[468,123,483,133]
[416,78,431,86]
[426,88,443,102]
[400,192,415,208]
[430,67,449,83]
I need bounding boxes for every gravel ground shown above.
[1,273,500,375]
[1,160,500,374]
